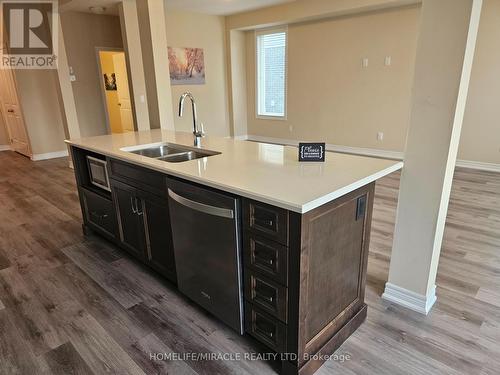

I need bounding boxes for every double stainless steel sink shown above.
[123,143,220,163]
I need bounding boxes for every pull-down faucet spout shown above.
[179,92,203,138]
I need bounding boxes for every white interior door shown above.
[0,67,31,157]
[112,53,134,132]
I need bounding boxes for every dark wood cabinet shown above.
[244,233,288,285]
[245,271,288,322]
[243,200,289,245]
[245,302,287,353]
[110,178,176,282]
[81,187,117,239]
[242,184,375,375]
[111,180,146,261]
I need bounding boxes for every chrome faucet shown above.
[179,92,204,138]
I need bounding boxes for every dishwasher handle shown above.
[168,188,234,219]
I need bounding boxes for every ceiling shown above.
[60,0,297,16]
[59,0,121,15]
[164,0,297,16]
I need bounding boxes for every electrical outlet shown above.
[377,132,384,141]
[362,58,369,68]
[385,56,392,66]
[289,125,293,133]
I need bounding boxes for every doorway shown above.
[0,64,32,157]
[97,49,134,134]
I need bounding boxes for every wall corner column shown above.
[227,29,248,138]
[383,0,483,314]
[119,0,151,131]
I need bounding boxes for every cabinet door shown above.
[111,180,145,260]
[140,192,176,282]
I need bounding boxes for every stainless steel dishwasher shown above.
[167,177,244,334]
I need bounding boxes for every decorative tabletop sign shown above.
[299,143,326,162]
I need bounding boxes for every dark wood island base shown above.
[244,183,374,375]
[71,144,375,375]
[281,304,368,375]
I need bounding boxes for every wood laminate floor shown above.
[0,150,499,374]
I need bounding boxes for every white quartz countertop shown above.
[66,129,403,213]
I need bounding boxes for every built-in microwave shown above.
[87,156,111,192]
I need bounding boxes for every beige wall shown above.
[239,0,500,165]
[459,0,500,164]
[165,10,230,136]
[61,12,123,137]
[228,30,248,138]
[227,0,420,30]
[245,6,419,151]
[15,70,67,155]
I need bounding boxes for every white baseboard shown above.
[245,135,405,160]
[382,282,436,315]
[0,145,10,151]
[233,135,249,141]
[455,159,500,173]
[31,149,69,161]
[242,134,500,172]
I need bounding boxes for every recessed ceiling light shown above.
[89,6,106,14]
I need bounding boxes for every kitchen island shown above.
[66,129,402,375]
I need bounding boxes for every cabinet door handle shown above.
[136,198,143,216]
[130,196,137,214]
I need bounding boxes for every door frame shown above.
[95,47,133,134]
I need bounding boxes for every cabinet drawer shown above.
[109,159,165,197]
[81,188,117,238]
[244,233,288,285]
[243,200,288,245]
[245,303,287,353]
[245,271,288,322]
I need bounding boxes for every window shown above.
[256,29,287,118]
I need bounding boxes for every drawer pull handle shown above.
[255,323,274,338]
[256,218,274,227]
[90,211,108,220]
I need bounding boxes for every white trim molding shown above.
[245,135,405,160]
[0,145,11,151]
[31,149,69,161]
[233,135,249,141]
[241,135,500,172]
[382,282,437,315]
[456,159,500,173]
